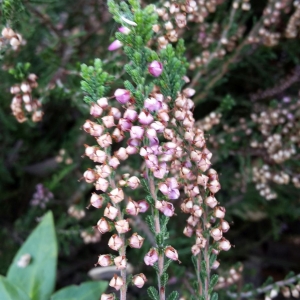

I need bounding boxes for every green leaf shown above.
[147,286,159,300]
[50,281,108,300]
[7,212,58,300]
[211,292,218,300]
[209,274,219,290]
[0,276,31,300]
[167,291,179,300]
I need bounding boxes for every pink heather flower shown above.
[197,174,209,187]
[90,193,104,208]
[118,26,131,34]
[198,158,211,172]
[214,206,226,218]
[128,138,141,147]
[208,180,221,194]
[183,225,194,237]
[96,164,111,178]
[138,200,149,213]
[128,233,144,248]
[90,103,103,117]
[108,188,124,204]
[108,40,123,51]
[114,256,127,270]
[124,108,138,121]
[126,145,138,154]
[205,196,218,208]
[126,199,140,215]
[211,260,220,270]
[95,149,107,163]
[127,176,140,189]
[118,118,132,131]
[159,177,180,200]
[191,244,201,256]
[95,178,109,192]
[192,205,203,218]
[97,255,113,267]
[132,273,147,288]
[146,128,157,139]
[104,203,119,220]
[145,154,159,170]
[114,89,130,104]
[83,169,98,183]
[96,217,111,234]
[115,147,128,161]
[138,111,154,125]
[144,248,159,266]
[150,121,165,132]
[101,294,114,300]
[115,219,130,234]
[221,220,230,232]
[97,133,112,148]
[97,97,109,109]
[112,128,124,142]
[156,201,175,217]
[148,61,163,77]
[108,156,120,169]
[130,126,144,139]
[108,234,123,251]
[144,97,162,112]
[102,116,115,128]
[165,246,179,261]
[109,107,122,120]
[211,228,223,241]
[109,274,124,290]
[183,88,196,97]
[219,238,231,251]
[153,163,167,179]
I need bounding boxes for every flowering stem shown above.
[203,209,210,300]
[149,176,165,300]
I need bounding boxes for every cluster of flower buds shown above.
[195,111,222,132]
[1,27,23,50]
[81,228,101,244]
[215,264,243,290]
[30,183,53,209]
[68,205,86,220]
[10,73,43,123]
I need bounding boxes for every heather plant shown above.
[1,0,300,300]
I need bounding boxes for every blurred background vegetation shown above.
[1,0,300,299]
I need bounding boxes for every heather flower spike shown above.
[148,61,163,77]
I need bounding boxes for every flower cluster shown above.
[10,73,43,123]
[30,183,53,209]
[1,27,23,50]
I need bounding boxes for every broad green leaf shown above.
[50,281,108,300]
[0,276,30,300]
[7,212,57,300]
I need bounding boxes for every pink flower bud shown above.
[83,169,98,183]
[208,180,221,194]
[108,156,120,169]
[214,206,226,219]
[219,238,231,251]
[144,248,159,266]
[97,133,112,148]
[146,128,157,139]
[97,97,109,109]
[109,188,124,204]
[114,256,127,270]
[108,40,123,51]
[130,126,144,139]
[187,215,199,227]
[90,193,104,208]
[191,244,201,256]
[1,27,15,39]
[96,164,112,178]
[118,118,132,131]
[150,121,165,132]
[112,128,124,142]
[211,228,223,241]
[183,225,194,237]
[102,116,115,128]
[114,89,130,104]
[205,196,218,208]
[158,110,170,123]
[148,61,163,77]
[207,168,219,181]
[183,88,196,97]
[132,273,147,288]
[118,26,131,34]
[104,204,119,220]
[100,293,114,300]
[97,254,113,266]
[138,200,150,213]
[20,82,31,93]
[126,199,140,216]
[128,233,144,248]
[10,85,21,94]
[124,108,138,121]
[197,158,211,172]
[165,246,179,261]
[126,145,138,155]
[108,234,123,251]
[138,111,154,125]
[127,176,140,189]
[197,174,209,187]
[90,103,103,117]
[115,219,130,234]
[94,149,107,163]
[192,205,203,218]
[221,220,230,232]
[109,274,124,290]
[97,217,111,233]
[144,97,162,112]
[95,178,109,192]
[156,201,175,217]
[211,260,220,270]
[115,147,128,161]
[195,235,207,248]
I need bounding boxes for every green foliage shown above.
[8,62,31,80]
[0,276,31,300]
[80,59,114,104]
[1,0,24,24]
[7,211,57,300]
[147,286,159,300]
[167,291,179,300]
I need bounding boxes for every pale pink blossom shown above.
[104,204,119,220]
[148,61,163,77]
[102,116,115,128]
[138,200,150,213]
[114,88,130,104]
[108,234,123,251]
[115,219,130,234]
[97,133,112,148]
[108,188,124,203]
[97,255,113,266]
[95,178,109,192]
[130,126,144,139]
[90,193,104,208]
[114,256,127,270]
[124,108,138,121]
[96,217,111,233]
[109,274,124,290]
[144,97,162,112]
[118,118,132,131]
[128,233,144,248]
[108,40,123,51]
[132,273,147,288]
[165,246,179,261]
[138,111,154,125]
[144,248,159,266]
[126,199,140,215]
[127,176,140,189]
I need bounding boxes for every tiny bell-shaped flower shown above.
[108,40,123,51]
[126,199,140,215]
[115,219,130,234]
[108,188,124,204]
[132,273,147,288]
[214,206,226,219]
[127,176,140,189]
[221,220,230,232]
[144,248,159,266]
[208,180,221,194]
[128,233,144,248]
[104,203,119,220]
[183,225,194,237]
[218,238,231,251]
[114,88,130,104]
[138,200,149,213]
[97,254,113,267]
[211,260,220,270]
[114,255,127,270]
[97,217,111,234]
[165,246,179,261]
[191,244,201,256]
[100,293,115,300]
[148,61,163,77]
[205,196,218,208]
[108,234,123,251]
[109,274,124,290]
[90,103,103,117]
[118,26,131,34]
[83,169,98,183]
[210,228,223,241]
[90,193,104,208]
